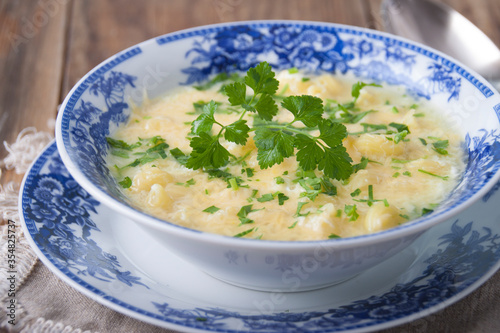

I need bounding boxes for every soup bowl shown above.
[55,20,500,292]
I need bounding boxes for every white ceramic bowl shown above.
[55,20,500,292]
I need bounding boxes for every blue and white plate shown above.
[20,141,500,332]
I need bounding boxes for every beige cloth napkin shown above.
[0,127,499,333]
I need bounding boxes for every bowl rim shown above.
[55,19,500,249]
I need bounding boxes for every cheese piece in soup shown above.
[106,64,465,241]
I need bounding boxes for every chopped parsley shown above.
[431,139,449,155]
[278,192,289,205]
[234,228,255,238]
[118,176,132,188]
[176,178,196,187]
[257,193,274,202]
[344,204,359,221]
[274,176,285,184]
[237,204,264,225]
[350,188,361,197]
[107,136,170,170]
[170,147,189,165]
[203,205,220,214]
[295,201,310,217]
[418,169,449,180]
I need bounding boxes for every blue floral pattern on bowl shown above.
[59,21,500,238]
[22,143,148,288]
[177,24,463,101]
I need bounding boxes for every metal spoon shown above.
[381,0,500,90]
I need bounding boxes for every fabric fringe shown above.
[0,127,84,333]
[1,127,53,174]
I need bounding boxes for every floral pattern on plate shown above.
[21,141,500,332]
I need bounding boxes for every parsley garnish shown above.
[417,169,449,180]
[184,62,353,181]
[203,205,220,214]
[257,193,274,202]
[234,228,255,238]
[351,82,382,104]
[350,188,361,197]
[274,176,285,184]
[278,192,289,205]
[295,201,310,217]
[431,139,449,155]
[170,147,188,165]
[344,204,359,221]
[107,136,170,169]
[118,176,132,188]
[237,204,263,225]
[422,207,434,215]
[176,178,196,187]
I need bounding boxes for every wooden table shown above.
[1,0,499,332]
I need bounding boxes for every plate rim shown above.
[18,140,500,333]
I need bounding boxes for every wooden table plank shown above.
[0,0,69,170]
[61,0,371,96]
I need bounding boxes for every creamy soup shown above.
[106,67,465,241]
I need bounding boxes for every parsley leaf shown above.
[254,93,279,120]
[225,82,247,106]
[318,119,348,147]
[254,128,295,169]
[282,95,323,127]
[351,82,382,103]
[107,137,141,150]
[244,62,279,95]
[432,139,449,155]
[170,148,188,165]
[118,176,132,188]
[203,205,220,214]
[234,228,255,238]
[328,234,341,239]
[320,177,337,196]
[295,134,324,171]
[257,193,274,202]
[278,192,289,205]
[237,204,263,225]
[389,122,410,133]
[191,101,217,135]
[318,145,353,180]
[224,119,250,144]
[344,204,359,221]
[186,132,229,169]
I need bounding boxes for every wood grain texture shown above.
[61,0,371,97]
[0,0,69,163]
